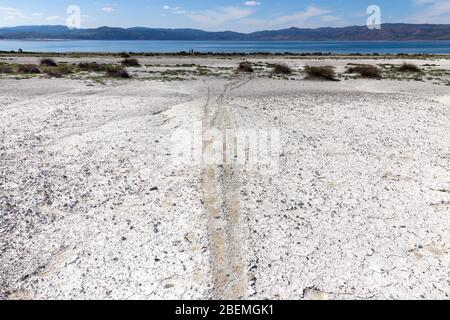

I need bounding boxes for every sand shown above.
[0,56,449,300]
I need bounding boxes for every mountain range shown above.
[0,24,450,41]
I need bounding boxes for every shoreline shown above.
[1,54,450,299]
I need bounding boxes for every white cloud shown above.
[46,16,63,21]
[163,5,186,15]
[245,1,261,6]
[101,7,114,12]
[412,0,437,4]
[410,0,450,23]
[0,6,30,22]
[189,7,254,27]
[183,4,343,32]
[269,5,330,26]
[321,15,342,23]
[0,6,19,12]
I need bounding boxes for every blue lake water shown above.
[1,40,450,54]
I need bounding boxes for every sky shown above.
[0,0,449,32]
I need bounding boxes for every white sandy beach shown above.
[1,55,450,300]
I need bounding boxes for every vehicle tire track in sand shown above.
[202,79,250,299]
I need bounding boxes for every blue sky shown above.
[1,1,449,32]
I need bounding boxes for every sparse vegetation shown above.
[347,64,382,79]
[304,66,337,81]
[106,66,131,78]
[1,54,446,85]
[40,58,58,67]
[0,64,14,73]
[78,62,108,72]
[120,52,131,58]
[18,64,41,74]
[121,58,140,67]
[44,64,73,78]
[398,63,421,73]
[272,63,292,75]
[237,61,254,73]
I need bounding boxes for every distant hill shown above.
[0,24,450,41]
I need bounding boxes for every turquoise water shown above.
[1,40,450,54]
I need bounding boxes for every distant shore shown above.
[2,38,450,55]
[2,50,450,60]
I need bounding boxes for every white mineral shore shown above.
[1,56,449,300]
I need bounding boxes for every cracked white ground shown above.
[1,57,450,300]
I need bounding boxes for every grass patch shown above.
[304,66,337,81]
[44,64,73,78]
[18,64,41,74]
[0,63,14,73]
[398,63,421,73]
[40,58,58,67]
[272,63,292,75]
[237,61,254,73]
[121,58,140,67]
[106,66,131,78]
[78,62,109,72]
[347,64,382,79]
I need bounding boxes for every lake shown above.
[1,40,450,54]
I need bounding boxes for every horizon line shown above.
[2,22,450,34]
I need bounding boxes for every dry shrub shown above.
[347,65,382,79]
[106,66,131,78]
[0,64,14,73]
[272,63,292,75]
[40,58,58,67]
[237,61,254,73]
[398,63,421,73]
[304,66,336,81]
[78,62,108,72]
[18,64,41,74]
[44,65,73,78]
[121,58,140,67]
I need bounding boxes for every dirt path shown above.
[202,79,250,299]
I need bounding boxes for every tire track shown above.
[202,79,250,299]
